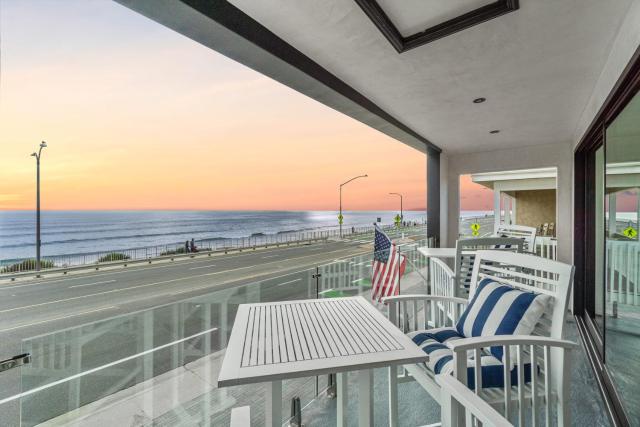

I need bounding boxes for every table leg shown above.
[265,380,282,427]
[388,366,398,427]
[337,372,348,427]
[358,369,373,427]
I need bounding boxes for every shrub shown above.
[159,247,210,256]
[1,259,56,273]
[98,253,130,263]
[160,247,187,256]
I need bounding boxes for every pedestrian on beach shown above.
[190,238,197,253]
[185,240,190,253]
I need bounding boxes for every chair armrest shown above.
[446,335,579,353]
[381,294,468,306]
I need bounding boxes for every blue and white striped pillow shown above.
[456,278,551,362]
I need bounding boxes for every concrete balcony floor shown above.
[40,315,608,427]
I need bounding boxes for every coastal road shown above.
[0,240,372,349]
[0,226,426,349]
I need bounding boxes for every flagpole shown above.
[397,246,401,296]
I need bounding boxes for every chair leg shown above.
[558,350,571,427]
[440,388,454,427]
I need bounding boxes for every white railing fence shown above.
[535,236,557,260]
[429,257,455,297]
[607,240,640,306]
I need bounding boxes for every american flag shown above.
[371,225,406,302]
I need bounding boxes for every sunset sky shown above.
[0,0,490,212]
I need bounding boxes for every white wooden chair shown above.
[453,238,524,297]
[384,250,577,426]
[494,224,537,252]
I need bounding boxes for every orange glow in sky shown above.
[459,175,494,211]
[0,1,489,212]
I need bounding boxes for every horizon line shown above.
[0,208,435,212]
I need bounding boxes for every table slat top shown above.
[218,297,428,387]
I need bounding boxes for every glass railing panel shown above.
[2,230,431,426]
[316,238,429,301]
[6,268,319,426]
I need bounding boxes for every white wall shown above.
[573,0,640,147]
[444,142,573,263]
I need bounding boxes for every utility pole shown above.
[31,141,47,271]
[339,174,368,237]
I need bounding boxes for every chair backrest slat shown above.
[469,250,574,341]
[454,237,524,297]
[495,224,537,251]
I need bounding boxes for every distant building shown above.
[471,168,557,236]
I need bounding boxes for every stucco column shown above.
[494,190,501,231]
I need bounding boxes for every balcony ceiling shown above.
[227,0,633,153]
[376,0,497,38]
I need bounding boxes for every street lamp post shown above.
[389,192,403,224]
[339,174,368,237]
[31,141,47,271]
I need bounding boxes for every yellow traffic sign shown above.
[472,230,480,237]
[471,223,481,232]
[338,214,344,225]
[623,226,637,239]
[394,214,402,226]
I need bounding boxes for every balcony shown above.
[0,235,615,426]
[1,0,639,425]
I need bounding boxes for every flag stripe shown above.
[371,226,405,302]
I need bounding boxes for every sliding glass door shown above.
[574,51,640,427]
[577,80,640,426]
[603,92,640,423]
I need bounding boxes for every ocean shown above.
[0,210,431,261]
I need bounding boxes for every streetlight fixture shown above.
[339,174,368,237]
[31,141,47,271]
[389,192,403,224]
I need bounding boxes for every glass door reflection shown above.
[604,91,640,424]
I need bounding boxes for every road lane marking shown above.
[68,280,117,289]
[1,248,368,313]
[276,278,301,287]
[261,255,279,259]
[169,269,311,296]
[188,264,217,270]
[0,326,218,405]
[0,306,118,333]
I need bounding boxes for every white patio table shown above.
[418,246,456,259]
[217,296,428,427]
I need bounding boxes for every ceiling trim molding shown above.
[354,0,519,53]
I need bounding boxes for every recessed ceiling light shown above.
[490,130,500,134]
[473,97,486,104]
